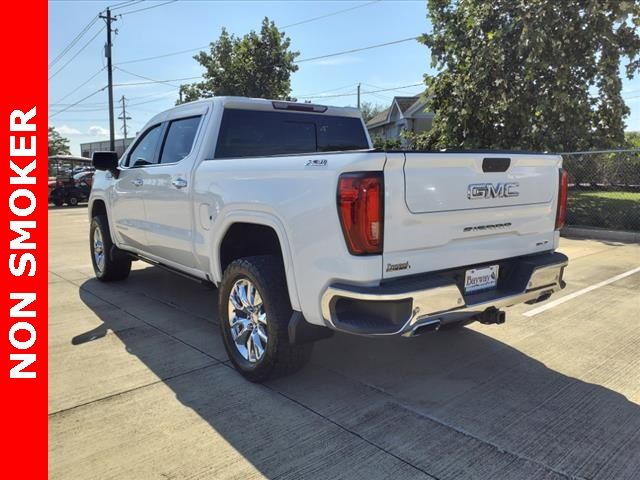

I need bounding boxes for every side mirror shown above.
[92,151,119,176]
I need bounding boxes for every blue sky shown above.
[48,0,640,155]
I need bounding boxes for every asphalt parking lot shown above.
[49,206,640,480]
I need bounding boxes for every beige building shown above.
[80,137,135,159]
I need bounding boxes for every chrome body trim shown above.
[320,258,568,337]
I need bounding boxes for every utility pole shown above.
[118,95,131,139]
[99,8,117,151]
[357,83,361,110]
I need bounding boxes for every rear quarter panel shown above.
[193,151,387,326]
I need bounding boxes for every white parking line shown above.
[523,266,640,317]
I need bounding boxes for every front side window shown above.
[127,124,162,167]
[159,116,202,164]
[215,109,368,159]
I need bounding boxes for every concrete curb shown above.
[562,226,640,243]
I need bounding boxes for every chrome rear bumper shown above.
[320,252,568,336]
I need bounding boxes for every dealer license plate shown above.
[464,265,499,293]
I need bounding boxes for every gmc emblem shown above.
[467,182,520,200]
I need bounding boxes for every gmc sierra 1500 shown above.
[89,97,568,382]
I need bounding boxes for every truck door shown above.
[138,113,204,269]
[110,123,163,251]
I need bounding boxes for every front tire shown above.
[90,215,131,281]
[219,256,312,382]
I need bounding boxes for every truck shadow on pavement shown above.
[73,266,640,480]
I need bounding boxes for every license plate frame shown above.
[464,265,499,293]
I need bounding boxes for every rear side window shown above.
[316,116,370,152]
[159,116,201,164]
[215,109,368,159]
[127,124,163,167]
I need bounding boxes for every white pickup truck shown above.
[89,97,568,382]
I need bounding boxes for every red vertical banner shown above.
[0,1,48,478]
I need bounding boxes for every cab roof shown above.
[146,96,362,126]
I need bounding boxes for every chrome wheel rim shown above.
[227,278,267,363]
[93,227,105,274]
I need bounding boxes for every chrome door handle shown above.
[172,178,188,189]
[131,178,143,187]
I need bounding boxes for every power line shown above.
[295,82,360,97]
[125,105,158,114]
[49,86,108,118]
[301,83,423,100]
[297,36,419,63]
[50,1,366,116]
[115,66,181,88]
[50,67,106,105]
[48,16,99,68]
[49,90,178,109]
[364,91,395,103]
[362,82,387,90]
[113,76,202,87]
[49,26,106,80]
[49,3,410,111]
[118,0,177,16]
[282,1,380,29]
[116,35,421,68]
[49,93,178,113]
[128,96,178,107]
[49,81,424,115]
[117,45,208,65]
[48,117,109,121]
[114,0,366,25]
[362,82,419,97]
[49,105,108,110]
[107,0,143,11]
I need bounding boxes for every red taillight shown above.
[555,169,568,230]
[337,172,384,255]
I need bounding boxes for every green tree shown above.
[418,1,640,151]
[621,131,640,185]
[625,131,640,148]
[372,135,402,150]
[48,126,71,156]
[359,102,385,123]
[178,17,299,103]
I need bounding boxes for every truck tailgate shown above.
[382,152,562,279]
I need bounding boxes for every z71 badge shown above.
[305,159,327,167]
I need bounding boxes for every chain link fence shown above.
[561,150,640,232]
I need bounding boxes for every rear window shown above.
[215,109,369,159]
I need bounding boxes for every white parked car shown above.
[89,97,568,382]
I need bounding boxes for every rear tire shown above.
[219,255,312,382]
[90,215,131,281]
[68,196,79,207]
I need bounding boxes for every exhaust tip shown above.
[411,319,441,336]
